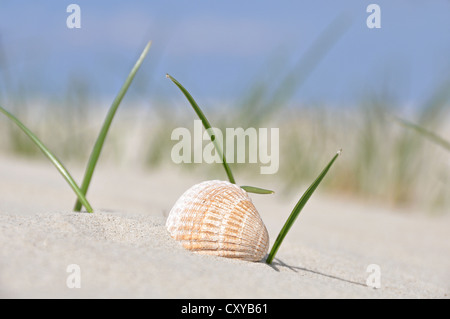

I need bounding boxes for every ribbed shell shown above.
[166,180,269,262]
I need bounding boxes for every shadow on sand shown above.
[267,258,367,288]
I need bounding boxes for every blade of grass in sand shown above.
[73,41,151,211]
[166,74,274,194]
[266,150,341,264]
[166,73,235,183]
[395,117,450,152]
[0,105,94,213]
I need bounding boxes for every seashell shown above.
[166,180,269,262]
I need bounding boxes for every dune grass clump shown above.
[166,74,340,264]
[0,41,152,213]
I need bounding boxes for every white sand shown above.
[0,155,449,298]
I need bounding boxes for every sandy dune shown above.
[0,155,449,298]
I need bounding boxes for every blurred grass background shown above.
[0,2,449,215]
[1,43,449,215]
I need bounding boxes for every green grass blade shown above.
[266,150,341,264]
[240,185,274,194]
[266,15,352,109]
[240,14,352,126]
[166,73,236,184]
[0,105,94,213]
[395,117,450,152]
[73,41,151,211]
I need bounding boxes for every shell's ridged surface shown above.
[165,180,269,262]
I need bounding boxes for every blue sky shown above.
[0,1,449,108]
